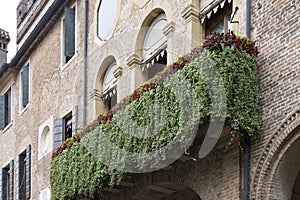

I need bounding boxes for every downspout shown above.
[246,0,251,38]
[244,137,250,200]
[83,0,88,127]
[244,0,251,199]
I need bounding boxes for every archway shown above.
[251,110,300,199]
[270,136,300,199]
[133,182,201,200]
[291,172,300,200]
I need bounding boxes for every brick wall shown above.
[250,0,300,199]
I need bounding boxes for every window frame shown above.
[1,160,14,200]
[61,3,78,69]
[63,112,73,141]
[205,3,232,36]
[141,12,168,81]
[97,0,119,41]
[102,62,118,111]
[20,64,30,114]
[0,88,12,131]
[54,107,78,150]
[17,145,31,200]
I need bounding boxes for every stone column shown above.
[231,0,240,34]
[181,2,202,52]
[163,21,175,64]
[113,67,123,101]
[89,89,102,117]
[126,53,145,93]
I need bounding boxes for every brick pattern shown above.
[250,0,300,199]
[92,141,241,200]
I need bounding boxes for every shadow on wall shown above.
[133,182,201,200]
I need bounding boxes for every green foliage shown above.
[210,46,260,136]
[50,44,261,199]
[50,142,123,200]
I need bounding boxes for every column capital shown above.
[89,89,102,100]
[113,67,123,79]
[181,4,199,23]
[163,21,175,38]
[127,53,142,68]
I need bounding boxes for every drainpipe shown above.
[244,1,251,199]
[246,0,251,38]
[83,0,88,127]
[244,137,250,200]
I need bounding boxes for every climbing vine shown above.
[51,32,260,200]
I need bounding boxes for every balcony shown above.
[50,32,260,199]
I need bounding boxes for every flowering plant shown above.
[204,32,259,57]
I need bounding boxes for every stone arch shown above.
[133,7,171,62]
[251,109,300,199]
[269,135,300,199]
[95,55,118,115]
[133,181,201,200]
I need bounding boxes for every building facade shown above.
[0,0,299,199]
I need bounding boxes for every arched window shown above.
[142,13,168,80]
[97,0,118,40]
[102,62,118,110]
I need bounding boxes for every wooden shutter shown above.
[9,160,14,200]
[22,66,30,108]
[64,7,75,58]
[25,145,31,199]
[16,154,25,200]
[0,96,5,130]
[0,168,7,200]
[72,106,78,134]
[54,118,64,150]
[6,90,11,125]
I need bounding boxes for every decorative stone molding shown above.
[127,53,142,68]
[89,89,102,100]
[163,21,175,38]
[113,67,123,79]
[38,116,53,160]
[251,109,300,199]
[181,4,199,23]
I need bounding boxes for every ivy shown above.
[51,34,261,199]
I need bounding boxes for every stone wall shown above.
[0,0,85,199]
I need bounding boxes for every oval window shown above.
[98,0,118,40]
